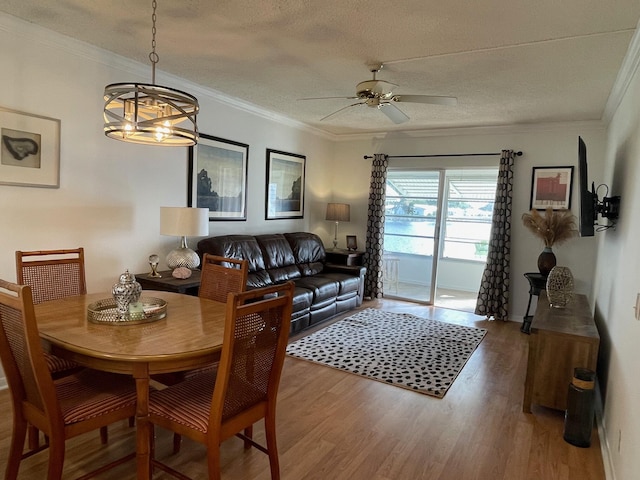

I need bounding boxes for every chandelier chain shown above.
[149,0,159,83]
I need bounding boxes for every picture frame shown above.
[530,166,574,210]
[346,235,358,251]
[188,133,249,221]
[0,107,60,188]
[265,149,305,220]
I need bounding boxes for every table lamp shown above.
[325,202,350,250]
[160,207,209,270]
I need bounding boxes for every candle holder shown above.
[148,254,162,278]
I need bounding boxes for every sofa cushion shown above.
[285,232,326,276]
[197,234,273,288]
[256,234,302,283]
[294,276,339,304]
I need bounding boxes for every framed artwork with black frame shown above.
[265,149,305,220]
[0,107,60,188]
[188,133,249,221]
[530,166,574,210]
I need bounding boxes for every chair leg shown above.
[264,415,280,480]
[172,433,182,454]
[99,426,108,444]
[27,424,40,450]
[243,426,253,450]
[47,438,66,480]
[206,444,222,480]
[7,418,27,480]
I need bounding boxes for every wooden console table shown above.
[522,291,599,413]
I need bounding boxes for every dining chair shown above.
[15,248,93,448]
[0,279,138,480]
[198,253,249,302]
[148,281,295,480]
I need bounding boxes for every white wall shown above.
[332,126,605,320]
[595,31,640,480]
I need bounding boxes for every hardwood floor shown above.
[0,299,605,479]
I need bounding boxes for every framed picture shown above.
[188,133,249,221]
[265,149,305,220]
[346,235,358,251]
[0,107,60,188]
[530,166,574,210]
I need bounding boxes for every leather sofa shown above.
[197,232,366,334]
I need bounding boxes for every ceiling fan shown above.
[301,64,457,124]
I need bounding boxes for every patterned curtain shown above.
[363,154,389,299]
[475,150,515,320]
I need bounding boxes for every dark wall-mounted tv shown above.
[578,136,596,237]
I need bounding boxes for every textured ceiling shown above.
[1,0,639,136]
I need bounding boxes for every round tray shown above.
[87,296,167,325]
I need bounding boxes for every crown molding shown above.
[602,18,640,124]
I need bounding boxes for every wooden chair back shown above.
[15,248,87,304]
[214,281,293,427]
[198,253,248,303]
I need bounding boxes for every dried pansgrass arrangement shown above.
[521,208,578,247]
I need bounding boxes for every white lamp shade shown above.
[160,207,209,237]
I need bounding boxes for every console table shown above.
[522,291,599,413]
[135,269,201,296]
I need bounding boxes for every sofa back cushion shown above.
[255,234,301,283]
[196,235,272,288]
[285,232,326,276]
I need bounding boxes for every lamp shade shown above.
[160,207,209,237]
[326,203,351,222]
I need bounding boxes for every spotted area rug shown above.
[286,308,487,398]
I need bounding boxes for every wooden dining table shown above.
[34,290,227,480]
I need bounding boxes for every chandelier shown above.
[103,0,199,146]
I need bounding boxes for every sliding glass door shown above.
[384,168,498,308]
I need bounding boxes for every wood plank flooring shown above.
[0,299,605,479]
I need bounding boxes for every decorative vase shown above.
[537,246,557,276]
[112,270,142,319]
[546,266,574,308]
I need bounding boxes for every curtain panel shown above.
[363,154,388,299]
[475,150,515,320]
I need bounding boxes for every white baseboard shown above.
[595,382,616,480]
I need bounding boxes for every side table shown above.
[325,249,364,267]
[521,272,548,334]
[135,269,201,296]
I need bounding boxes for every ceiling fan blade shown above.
[299,96,359,101]
[379,102,409,124]
[393,94,458,106]
[320,102,365,121]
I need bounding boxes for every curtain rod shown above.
[363,151,523,159]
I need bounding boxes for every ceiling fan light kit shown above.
[304,63,457,124]
[103,0,199,146]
